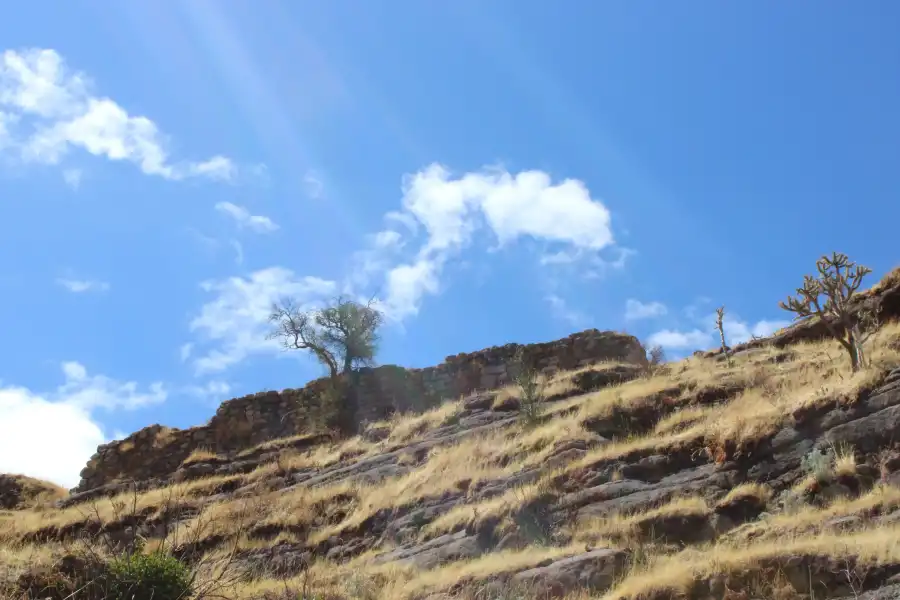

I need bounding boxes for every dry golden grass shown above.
[574,495,710,545]
[311,436,517,542]
[864,264,900,297]
[0,474,68,510]
[727,483,900,544]
[833,442,859,478]
[181,447,223,466]
[603,523,900,599]
[569,321,900,472]
[652,405,709,436]
[0,474,244,541]
[381,398,465,445]
[717,482,772,508]
[389,545,583,599]
[422,479,549,539]
[491,361,631,410]
[237,432,325,457]
[3,317,900,600]
[0,539,88,582]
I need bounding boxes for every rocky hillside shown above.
[0,475,67,512]
[3,270,900,600]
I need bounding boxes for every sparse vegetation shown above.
[268,295,384,435]
[3,261,900,600]
[780,251,878,372]
[714,305,733,367]
[508,346,546,426]
[646,344,665,374]
[105,550,194,600]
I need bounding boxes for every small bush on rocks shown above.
[509,347,546,426]
[801,448,834,482]
[105,550,194,600]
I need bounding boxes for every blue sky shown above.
[2,1,899,488]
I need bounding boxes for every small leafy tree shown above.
[647,344,666,374]
[509,347,545,426]
[269,296,384,435]
[779,252,876,372]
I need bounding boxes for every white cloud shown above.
[185,227,221,255]
[181,380,232,405]
[625,299,667,321]
[0,110,15,149]
[304,170,324,199]
[0,362,167,488]
[347,230,406,293]
[230,239,245,265]
[718,314,790,346]
[215,201,279,233]
[189,267,337,374]
[179,343,193,362]
[62,167,82,189]
[56,277,109,293]
[0,48,247,181]
[186,164,619,372]
[648,309,792,352]
[189,156,236,181]
[648,328,712,350]
[370,164,617,320]
[56,361,167,411]
[545,294,587,328]
[382,259,441,319]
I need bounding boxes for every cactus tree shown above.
[779,252,875,372]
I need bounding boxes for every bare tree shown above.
[779,252,876,372]
[268,295,384,434]
[647,345,666,372]
[715,306,733,366]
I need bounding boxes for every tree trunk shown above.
[846,334,861,372]
[339,382,360,436]
[848,329,864,372]
[332,368,360,436]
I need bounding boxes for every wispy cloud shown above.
[230,239,245,265]
[180,380,232,408]
[625,299,667,321]
[215,201,279,233]
[0,48,252,182]
[56,277,109,293]
[545,294,588,327]
[62,167,82,189]
[304,170,324,200]
[188,267,336,374]
[363,164,618,320]
[187,164,624,373]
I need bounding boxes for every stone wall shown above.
[74,329,646,492]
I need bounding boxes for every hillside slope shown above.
[3,272,900,600]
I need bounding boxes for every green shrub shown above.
[509,347,545,426]
[105,550,193,600]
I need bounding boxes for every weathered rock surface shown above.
[509,549,628,597]
[8,277,900,600]
[73,329,647,493]
[0,474,65,510]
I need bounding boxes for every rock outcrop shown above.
[74,329,646,493]
[5,271,900,600]
[0,474,66,510]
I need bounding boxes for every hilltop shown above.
[2,267,900,600]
